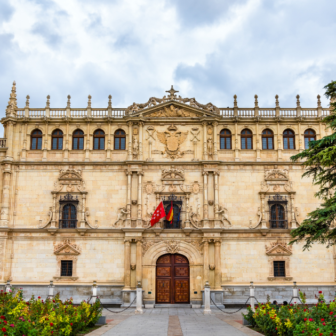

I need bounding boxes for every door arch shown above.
[156,254,190,304]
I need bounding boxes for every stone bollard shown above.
[292,281,298,301]
[92,281,97,304]
[203,281,211,315]
[48,280,55,299]
[5,280,11,293]
[135,281,143,315]
[250,281,255,312]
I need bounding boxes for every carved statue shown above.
[133,137,139,157]
[113,207,130,227]
[249,207,262,229]
[207,137,213,155]
[190,208,200,229]
[216,205,232,227]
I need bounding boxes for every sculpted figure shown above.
[133,138,139,155]
[113,207,130,227]
[216,205,232,227]
[207,137,213,155]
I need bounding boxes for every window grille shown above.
[61,260,73,276]
[268,194,288,229]
[274,261,285,277]
[59,194,79,228]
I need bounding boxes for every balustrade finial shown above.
[317,94,321,108]
[275,95,279,108]
[67,95,71,108]
[254,94,258,108]
[88,95,92,108]
[25,95,30,108]
[296,94,300,108]
[108,95,112,108]
[46,95,50,108]
[233,94,237,108]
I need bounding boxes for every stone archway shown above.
[142,240,203,306]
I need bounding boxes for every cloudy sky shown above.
[0,0,335,134]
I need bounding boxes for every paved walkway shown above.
[86,308,262,336]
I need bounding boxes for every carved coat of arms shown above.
[157,125,188,160]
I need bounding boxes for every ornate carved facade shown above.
[0,83,334,305]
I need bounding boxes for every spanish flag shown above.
[166,201,174,224]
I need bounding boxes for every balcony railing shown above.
[12,106,331,120]
[59,220,77,229]
[164,220,182,229]
[0,139,6,148]
[270,220,288,229]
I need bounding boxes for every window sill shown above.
[53,276,78,281]
[268,276,293,281]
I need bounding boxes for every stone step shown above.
[154,304,192,308]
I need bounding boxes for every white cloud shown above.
[0,0,335,136]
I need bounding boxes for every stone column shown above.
[213,122,218,160]
[106,122,111,161]
[85,122,90,162]
[290,194,297,229]
[51,194,57,228]
[125,171,132,227]
[214,171,220,228]
[261,194,267,229]
[202,122,208,160]
[137,171,143,227]
[124,239,131,290]
[214,239,222,289]
[203,172,209,227]
[0,164,12,227]
[42,123,48,161]
[80,194,86,228]
[203,240,209,284]
[127,122,133,161]
[5,122,14,161]
[139,122,143,160]
[136,240,142,284]
[234,122,239,161]
[63,122,69,161]
[184,195,190,228]
[21,123,27,161]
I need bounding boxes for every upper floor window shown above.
[52,129,63,150]
[93,129,105,150]
[304,129,316,149]
[60,204,77,229]
[220,129,231,149]
[283,129,295,149]
[31,129,42,150]
[114,129,126,150]
[262,129,274,150]
[274,261,285,277]
[72,129,84,150]
[61,260,73,276]
[241,129,253,149]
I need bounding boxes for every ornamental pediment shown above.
[54,239,81,255]
[265,240,292,256]
[125,85,219,117]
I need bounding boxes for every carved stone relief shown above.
[149,105,196,117]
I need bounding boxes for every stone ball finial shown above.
[108,95,112,108]
[296,94,300,107]
[25,95,30,107]
[87,95,92,108]
[254,94,258,107]
[46,95,50,108]
[233,94,237,107]
[67,95,71,108]
[317,94,321,107]
[275,94,279,107]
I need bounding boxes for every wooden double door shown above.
[156,254,190,304]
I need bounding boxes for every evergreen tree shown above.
[290,80,336,250]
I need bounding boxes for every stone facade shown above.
[0,83,334,305]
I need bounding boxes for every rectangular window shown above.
[241,139,245,149]
[226,138,231,149]
[79,138,84,150]
[32,138,37,150]
[274,261,285,277]
[289,138,294,149]
[61,260,73,276]
[283,138,288,149]
[100,138,105,149]
[120,138,126,150]
[52,138,57,150]
[268,138,273,149]
[220,138,225,149]
[37,137,42,150]
[59,138,63,150]
[94,138,99,150]
[73,138,78,150]
[262,138,267,149]
[247,138,252,149]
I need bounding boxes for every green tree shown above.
[290,80,336,250]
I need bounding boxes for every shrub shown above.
[0,287,102,336]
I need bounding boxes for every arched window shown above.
[72,129,84,150]
[241,129,253,149]
[93,129,105,150]
[262,129,274,150]
[31,129,42,150]
[114,129,126,150]
[220,129,231,149]
[60,204,77,228]
[304,129,316,149]
[283,129,295,149]
[52,129,63,150]
[270,204,285,228]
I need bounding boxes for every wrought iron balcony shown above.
[270,220,288,229]
[59,220,77,229]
